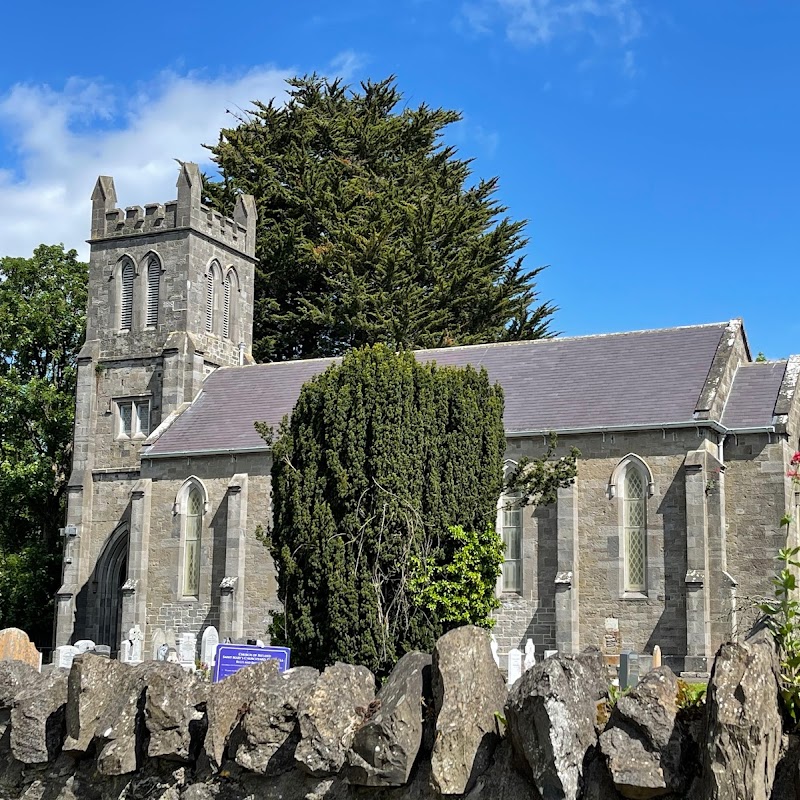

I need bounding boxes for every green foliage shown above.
[266,344,506,676]
[505,432,579,505]
[205,75,556,363]
[0,244,87,644]
[759,544,800,725]
[676,679,707,712]
[755,352,768,362]
[408,525,503,628]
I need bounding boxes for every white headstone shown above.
[120,640,132,663]
[55,645,79,670]
[128,625,143,664]
[166,647,179,664]
[74,639,96,654]
[255,639,265,647]
[179,632,196,669]
[152,628,166,661]
[524,639,536,671]
[544,649,558,660]
[201,626,219,667]
[490,635,500,667]
[507,648,523,686]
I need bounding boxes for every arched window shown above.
[222,268,239,341]
[609,454,653,595]
[499,491,523,592]
[146,256,160,327]
[204,260,222,335]
[175,477,207,599]
[183,488,203,596]
[119,259,134,330]
[622,465,647,592]
[223,274,231,339]
[205,270,214,333]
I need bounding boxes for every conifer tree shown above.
[206,76,556,363]
[264,345,506,676]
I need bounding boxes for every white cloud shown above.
[0,67,293,259]
[462,0,643,47]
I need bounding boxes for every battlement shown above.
[90,162,257,258]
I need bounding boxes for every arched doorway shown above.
[96,526,129,652]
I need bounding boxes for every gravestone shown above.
[92,645,111,658]
[166,647,179,664]
[524,639,536,671]
[179,632,196,671]
[619,650,640,690]
[490,635,499,667]
[157,644,169,661]
[129,625,143,664]
[74,639,96,654]
[507,648,522,686]
[151,628,166,661]
[201,626,219,667]
[653,645,662,668]
[55,645,79,670]
[0,628,40,671]
[120,640,132,663]
[544,649,558,660]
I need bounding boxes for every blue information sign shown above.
[212,644,291,682]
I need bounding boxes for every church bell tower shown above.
[55,163,257,648]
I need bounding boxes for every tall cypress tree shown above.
[205,75,557,363]
[266,345,506,676]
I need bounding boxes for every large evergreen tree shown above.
[205,76,556,363]
[0,244,87,644]
[264,345,506,676]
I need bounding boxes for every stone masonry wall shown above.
[142,452,275,656]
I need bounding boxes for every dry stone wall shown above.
[0,625,798,800]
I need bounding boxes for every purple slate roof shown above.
[721,362,786,430]
[145,322,733,456]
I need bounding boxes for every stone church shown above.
[56,163,800,674]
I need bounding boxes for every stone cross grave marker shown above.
[0,628,40,671]
[74,639,96,654]
[507,648,522,686]
[490,635,499,667]
[55,644,80,670]
[151,628,166,661]
[524,639,536,671]
[179,633,196,671]
[201,626,219,668]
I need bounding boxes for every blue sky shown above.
[1,1,798,357]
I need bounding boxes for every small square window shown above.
[116,399,151,439]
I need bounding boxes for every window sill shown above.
[178,595,200,603]
[621,591,649,600]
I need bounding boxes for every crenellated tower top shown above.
[90,162,257,259]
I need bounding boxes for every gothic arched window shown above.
[145,255,161,327]
[622,465,647,593]
[175,477,207,599]
[205,269,215,334]
[183,488,202,596]
[119,259,134,330]
[609,454,653,595]
[222,268,239,341]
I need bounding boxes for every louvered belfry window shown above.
[146,257,160,327]
[623,467,647,592]
[183,488,202,596]
[205,270,214,333]
[120,260,134,330]
[223,275,231,339]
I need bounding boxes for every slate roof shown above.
[146,321,740,457]
[722,362,786,429]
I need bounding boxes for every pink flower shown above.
[791,451,800,466]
